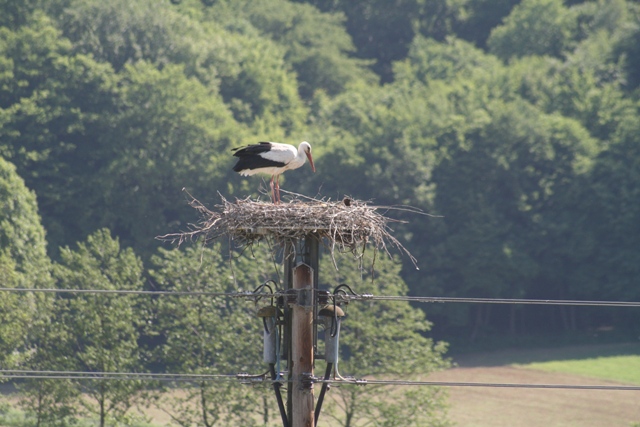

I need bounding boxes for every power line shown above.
[0,287,265,298]
[0,369,246,382]
[324,378,640,391]
[0,375,237,382]
[3,370,640,391]
[339,294,640,308]
[2,287,639,308]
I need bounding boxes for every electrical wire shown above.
[3,287,639,308]
[0,375,233,382]
[3,370,640,391]
[320,378,640,391]
[0,369,240,382]
[0,287,268,298]
[336,294,640,308]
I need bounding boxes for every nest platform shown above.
[158,193,417,263]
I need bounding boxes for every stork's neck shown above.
[297,144,307,163]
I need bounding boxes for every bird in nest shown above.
[232,141,316,203]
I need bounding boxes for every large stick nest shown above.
[157,191,419,266]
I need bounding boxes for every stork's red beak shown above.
[306,152,316,172]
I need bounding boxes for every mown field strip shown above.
[520,355,640,385]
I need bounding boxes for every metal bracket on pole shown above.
[300,372,317,390]
[296,288,313,308]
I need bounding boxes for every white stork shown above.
[232,141,316,203]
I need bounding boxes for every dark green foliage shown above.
[488,0,577,60]
[454,0,521,47]
[1,0,640,358]
[0,0,42,28]
[0,0,310,258]
[57,0,204,73]
[0,13,121,252]
[92,61,240,255]
[305,6,640,337]
[297,0,468,81]
[0,157,50,283]
[587,116,640,301]
[424,101,597,336]
[614,16,640,89]
[226,0,376,98]
[0,156,51,374]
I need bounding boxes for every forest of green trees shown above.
[1,0,640,424]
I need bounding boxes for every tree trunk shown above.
[263,395,269,425]
[560,305,577,331]
[569,305,577,331]
[509,305,517,335]
[344,409,354,427]
[36,385,43,427]
[99,382,106,427]
[470,305,490,341]
[201,382,212,427]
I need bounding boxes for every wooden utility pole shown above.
[284,235,319,427]
[292,262,314,426]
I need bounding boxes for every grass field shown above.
[522,354,640,385]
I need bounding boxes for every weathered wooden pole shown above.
[292,261,314,427]
[283,235,318,427]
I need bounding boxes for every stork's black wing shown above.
[231,142,273,157]
[231,142,285,172]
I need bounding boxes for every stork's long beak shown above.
[306,152,316,172]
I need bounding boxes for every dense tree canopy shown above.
[488,0,577,60]
[2,0,640,361]
[0,156,51,371]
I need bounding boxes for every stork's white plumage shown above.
[232,141,315,203]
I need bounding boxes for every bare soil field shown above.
[428,366,639,427]
[430,344,640,427]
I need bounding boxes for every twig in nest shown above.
[156,190,420,269]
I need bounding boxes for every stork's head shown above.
[300,141,315,172]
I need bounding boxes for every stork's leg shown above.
[270,176,277,203]
[275,175,281,203]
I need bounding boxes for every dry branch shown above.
[157,191,419,267]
